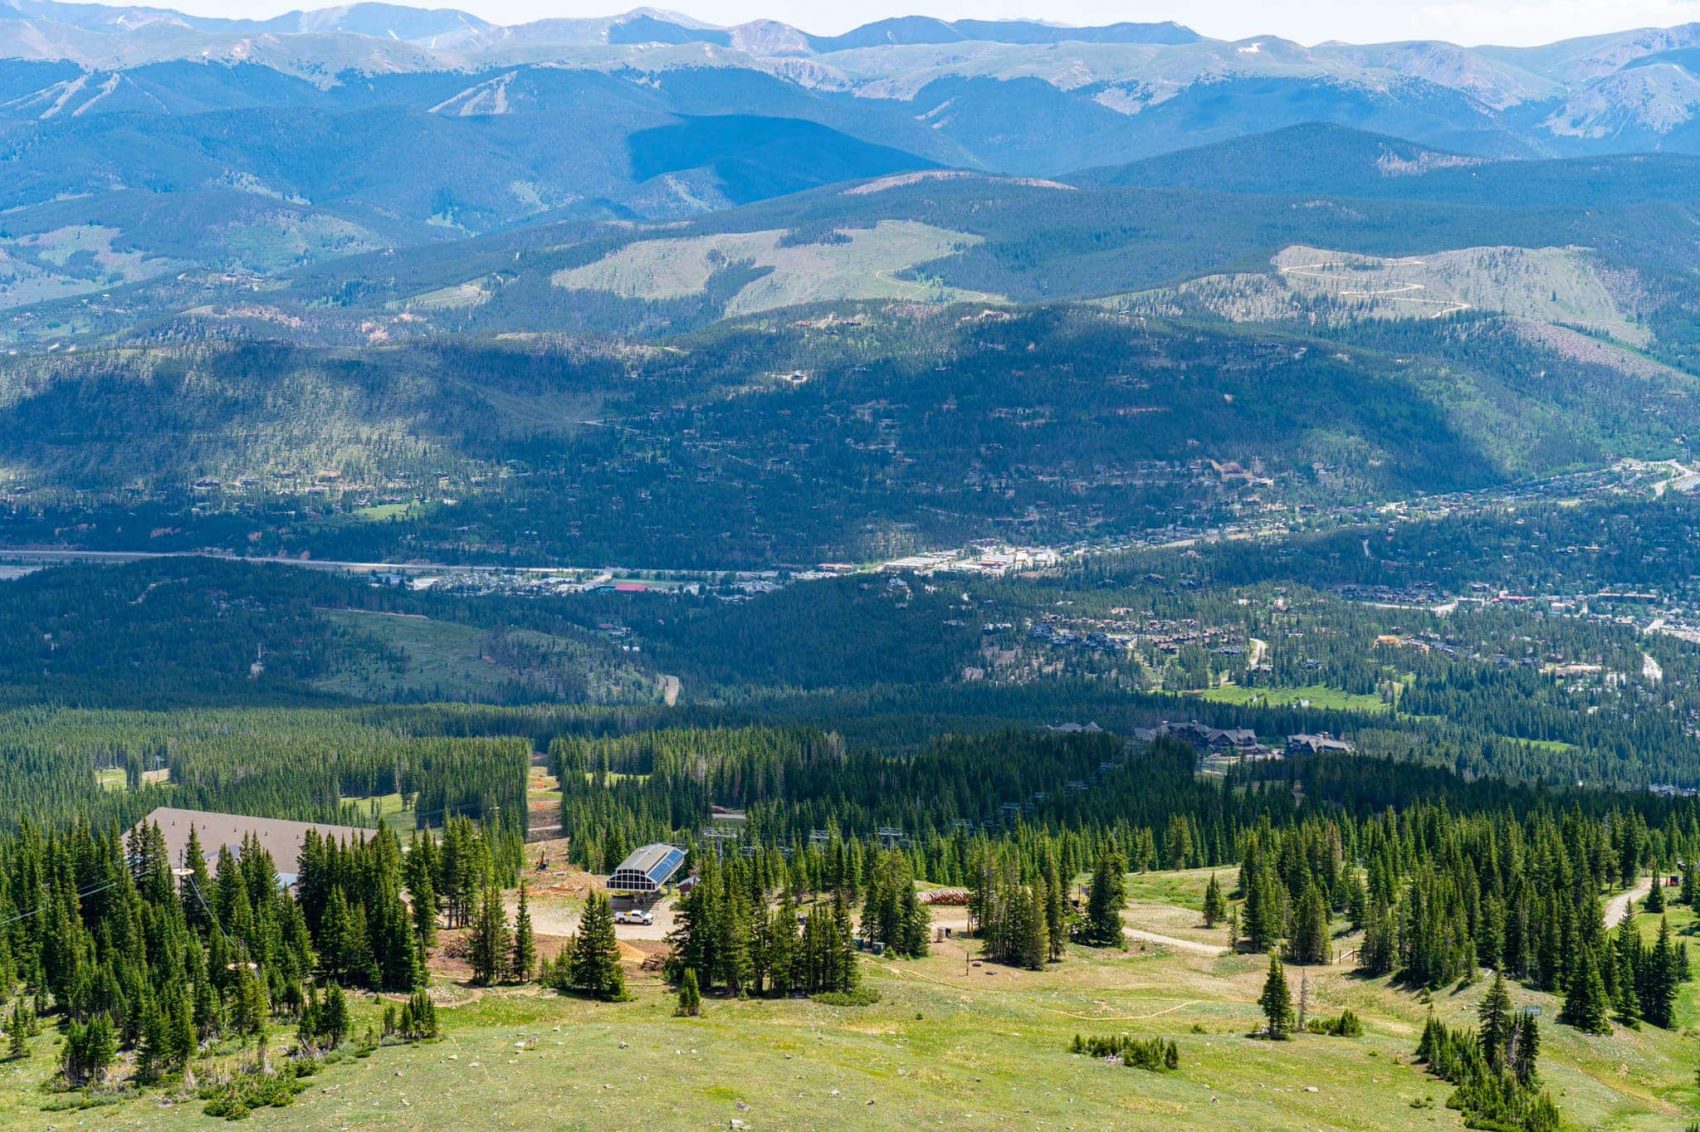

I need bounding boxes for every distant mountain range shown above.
[4,4,1700,357]
[3,3,1700,164]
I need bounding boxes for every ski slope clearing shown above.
[1117,243,1649,346]
[550,220,1002,315]
[1272,245,1645,344]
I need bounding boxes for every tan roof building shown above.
[135,807,371,884]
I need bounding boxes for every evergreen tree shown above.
[862,851,931,959]
[317,888,354,984]
[231,955,269,1039]
[1343,870,1368,932]
[168,989,196,1070]
[830,889,860,993]
[321,983,349,1048]
[134,997,169,1084]
[1165,814,1193,869]
[466,885,510,987]
[899,879,932,960]
[713,883,754,996]
[7,1000,28,1061]
[66,1014,116,1086]
[1477,970,1514,1073]
[1021,881,1050,971]
[1642,917,1679,1029]
[406,833,439,949]
[1042,852,1067,962]
[399,987,437,1040]
[1259,955,1295,1039]
[663,864,713,988]
[1243,860,1286,953]
[1083,847,1127,948]
[1287,883,1330,965]
[1418,1011,1556,1130]
[1559,945,1612,1035]
[1612,907,1643,1027]
[1202,873,1225,929]
[766,894,800,997]
[511,882,536,983]
[1358,895,1397,977]
[192,960,220,1040]
[1511,1013,1540,1087]
[181,825,214,932]
[677,967,702,1017]
[1476,896,1505,973]
[569,893,627,1002]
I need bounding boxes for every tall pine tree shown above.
[569,893,627,1002]
[1259,956,1294,1040]
[511,882,536,983]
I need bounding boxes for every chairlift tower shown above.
[700,827,740,860]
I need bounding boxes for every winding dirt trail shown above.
[1604,877,1653,928]
[1276,258,1473,317]
[1124,928,1230,957]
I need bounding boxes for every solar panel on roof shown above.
[650,847,685,880]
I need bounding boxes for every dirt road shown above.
[1125,928,1230,956]
[1604,877,1653,927]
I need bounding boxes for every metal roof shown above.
[609,843,686,891]
[135,807,370,880]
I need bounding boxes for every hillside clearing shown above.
[1116,243,1649,346]
[550,220,1002,315]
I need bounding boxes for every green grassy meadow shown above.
[1,868,1695,1130]
[1184,684,1390,713]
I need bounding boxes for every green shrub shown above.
[1306,1009,1364,1037]
[1069,1033,1179,1072]
[199,1070,309,1121]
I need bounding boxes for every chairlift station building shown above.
[607,843,686,896]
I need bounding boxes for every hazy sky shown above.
[165,0,1700,46]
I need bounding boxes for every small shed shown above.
[608,843,686,895]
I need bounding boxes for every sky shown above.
[157,0,1700,46]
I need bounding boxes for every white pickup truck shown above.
[613,909,654,926]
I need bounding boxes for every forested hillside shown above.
[0,559,659,708]
[5,306,1696,566]
[25,140,1700,348]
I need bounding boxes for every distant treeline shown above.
[0,705,529,838]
